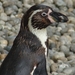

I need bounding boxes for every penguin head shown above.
[21,4,68,30]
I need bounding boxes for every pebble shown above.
[0,54,7,61]
[50,63,58,72]
[53,52,65,61]
[67,55,75,60]
[0,13,8,21]
[58,63,69,72]
[16,1,23,8]
[0,5,4,13]
[68,16,75,24]
[59,35,71,47]
[0,37,8,48]
[70,43,75,53]
[2,0,18,7]
[0,20,5,25]
[54,0,66,7]
[60,45,70,56]
[73,0,75,7]
[5,7,16,15]
[65,0,73,8]
[63,67,75,75]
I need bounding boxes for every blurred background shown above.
[0,0,75,75]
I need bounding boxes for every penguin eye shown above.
[41,12,47,17]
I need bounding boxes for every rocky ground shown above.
[0,0,75,75]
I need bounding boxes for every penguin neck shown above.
[28,23,48,55]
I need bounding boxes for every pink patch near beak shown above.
[48,9,55,23]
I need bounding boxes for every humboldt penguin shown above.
[0,4,68,75]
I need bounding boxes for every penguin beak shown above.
[50,11,68,22]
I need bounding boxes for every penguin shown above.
[0,4,68,75]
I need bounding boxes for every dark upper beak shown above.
[50,11,68,22]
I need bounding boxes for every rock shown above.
[6,35,16,46]
[0,37,8,48]
[0,13,8,21]
[2,0,18,7]
[68,60,75,67]
[58,63,69,72]
[72,0,75,7]
[52,72,58,75]
[47,26,56,37]
[49,42,56,49]
[5,7,16,15]
[46,0,54,4]
[60,27,68,34]
[54,0,66,6]
[65,0,73,8]
[70,31,75,39]
[0,5,4,13]
[70,43,75,53]
[0,20,5,25]
[68,16,75,24]
[51,63,58,72]
[16,1,23,8]
[63,67,75,75]
[53,52,65,61]
[59,6,68,12]
[59,35,72,47]
[11,5,18,12]
[71,38,75,43]
[5,45,12,51]
[67,55,75,60]
[68,28,75,34]
[58,73,67,75]
[0,54,7,61]
[60,45,70,56]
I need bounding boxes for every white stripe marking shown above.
[30,66,36,75]
[28,10,47,55]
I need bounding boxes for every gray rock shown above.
[68,16,75,24]
[59,35,71,47]
[11,5,18,12]
[58,63,69,72]
[63,67,75,75]
[4,45,12,51]
[71,38,75,43]
[70,43,75,53]
[16,1,23,8]
[5,7,16,15]
[60,45,70,56]
[67,55,75,60]
[60,27,68,35]
[54,0,66,6]
[59,6,68,11]
[0,20,5,25]
[53,52,65,61]
[2,0,18,7]
[0,13,8,21]
[70,32,75,39]
[47,26,56,37]
[50,63,58,72]
[65,0,73,8]
[0,37,8,48]
[68,60,75,67]
[0,31,4,36]
[0,4,3,17]
[52,72,58,75]
[57,73,67,75]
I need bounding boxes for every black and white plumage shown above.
[0,4,68,75]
